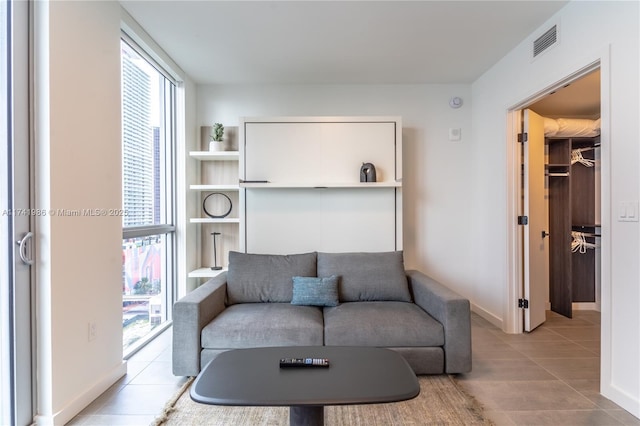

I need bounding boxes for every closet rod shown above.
[546,172,570,177]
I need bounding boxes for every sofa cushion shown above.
[317,251,411,302]
[291,276,339,307]
[323,301,444,347]
[226,251,317,304]
[201,303,324,349]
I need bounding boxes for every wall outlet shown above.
[88,322,97,341]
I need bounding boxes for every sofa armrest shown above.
[172,273,227,376]
[406,270,471,374]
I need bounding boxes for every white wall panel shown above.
[246,188,397,254]
[244,123,322,183]
[245,189,322,254]
[319,189,397,252]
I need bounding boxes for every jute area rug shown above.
[151,375,493,426]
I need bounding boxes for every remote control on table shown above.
[279,358,330,368]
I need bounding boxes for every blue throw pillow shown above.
[291,276,339,307]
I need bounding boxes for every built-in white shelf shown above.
[188,267,227,278]
[189,217,241,224]
[240,181,402,189]
[190,184,240,191]
[189,151,239,161]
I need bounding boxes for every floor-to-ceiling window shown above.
[1,1,32,423]
[120,36,176,356]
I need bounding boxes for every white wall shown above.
[34,1,125,424]
[472,0,639,417]
[197,84,474,298]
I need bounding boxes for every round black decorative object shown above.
[202,192,233,219]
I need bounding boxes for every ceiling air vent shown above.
[533,25,557,58]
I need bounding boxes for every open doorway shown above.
[518,68,601,331]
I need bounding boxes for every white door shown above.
[522,109,548,331]
[1,1,34,423]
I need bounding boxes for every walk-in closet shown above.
[544,118,601,318]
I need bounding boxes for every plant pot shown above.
[209,141,225,152]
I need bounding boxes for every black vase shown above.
[360,163,377,182]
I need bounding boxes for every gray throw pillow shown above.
[317,251,411,302]
[291,276,339,307]
[226,251,317,304]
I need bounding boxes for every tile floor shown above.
[460,310,640,425]
[68,310,640,425]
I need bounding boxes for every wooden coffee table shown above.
[190,346,420,426]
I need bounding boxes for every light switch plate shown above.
[619,201,639,222]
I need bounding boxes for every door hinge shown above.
[517,215,528,225]
[518,298,529,309]
[518,132,528,143]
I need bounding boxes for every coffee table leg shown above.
[289,405,324,426]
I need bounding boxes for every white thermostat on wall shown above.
[449,96,463,109]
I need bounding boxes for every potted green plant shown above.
[209,123,224,151]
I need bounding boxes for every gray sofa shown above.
[173,251,471,377]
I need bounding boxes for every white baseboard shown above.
[34,361,127,426]
[470,303,503,330]
[573,302,600,311]
[601,382,640,420]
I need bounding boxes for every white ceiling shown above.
[121,0,600,117]
[120,0,570,85]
